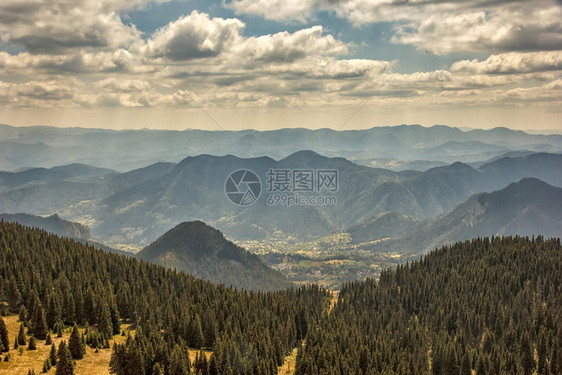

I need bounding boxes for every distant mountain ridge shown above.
[360,178,562,254]
[0,151,561,248]
[137,221,293,291]
[1,123,560,171]
[0,213,90,240]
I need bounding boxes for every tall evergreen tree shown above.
[46,293,62,329]
[98,302,113,339]
[0,317,9,352]
[32,300,48,340]
[170,345,190,375]
[50,342,57,366]
[519,332,535,375]
[68,324,84,359]
[56,341,74,375]
[460,353,472,375]
[190,315,204,348]
[17,323,26,346]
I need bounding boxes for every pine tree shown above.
[68,324,84,359]
[18,323,27,346]
[170,345,189,375]
[28,336,37,350]
[519,332,535,375]
[190,314,204,348]
[46,333,52,345]
[0,317,10,352]
[46,293,61,329]
[209,354,220,375]
[50,343,57,366]
[109,343,126,375]
[32,300,48,340]
[43,358,53,372]
[56,341,74,375]
[475,354,486,375]
[110,305,121,335]
[19,305,28,323]
[460,353,471,375]
[98,302,113,339]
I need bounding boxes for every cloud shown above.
[393,5,562,54]
[146,11,245,61]
[230,26,348,67]
[451,51,562,74]
[228,0,562,54]
[0,0,145,54]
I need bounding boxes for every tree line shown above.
[295,236,562,374]
[0,221,330,374]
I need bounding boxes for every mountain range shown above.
[0,149,560,249]
[1,124,561,172]
[351,178,562,254]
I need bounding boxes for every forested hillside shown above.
[137,221,293,291]
[296,236,562,374]
[0,222,329,374]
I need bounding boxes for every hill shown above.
[0,213,90,240]
[346,212,420,244]
[365,178,562,254]
[137,221,293,291]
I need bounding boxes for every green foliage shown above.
[296,236,562,374]
[0,221,329,375]
[32,299,48,340]
[17,323,27,346]
[56,341,74,375]
[28,335,36,350]
[0,316,9,352]
[68,324,84,359]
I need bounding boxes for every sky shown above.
[0,0,561,131]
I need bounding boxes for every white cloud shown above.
[146,11,245,61]
[393,5,562,54]
[228,0,562,54]
[0,0,144,54]
[451,51,562,74]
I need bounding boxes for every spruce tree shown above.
[209,354,219,375]
[519,332,535,375]
[32,300,48,340]
[190,314,204,348]
[98,302,113,339]
[19,305,28,323]
[17,323,27,346]
[50,342,57,366]
[68,324,84,359]
[56,341,73,375]
[46,293,61,329]
[460,353,471,375]
[170,345,189,375]
[0,317,10,352]
[475,354,486,375]
[28,336,37,350]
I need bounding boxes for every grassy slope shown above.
[0,315,211,375]
[0,315,129,375]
